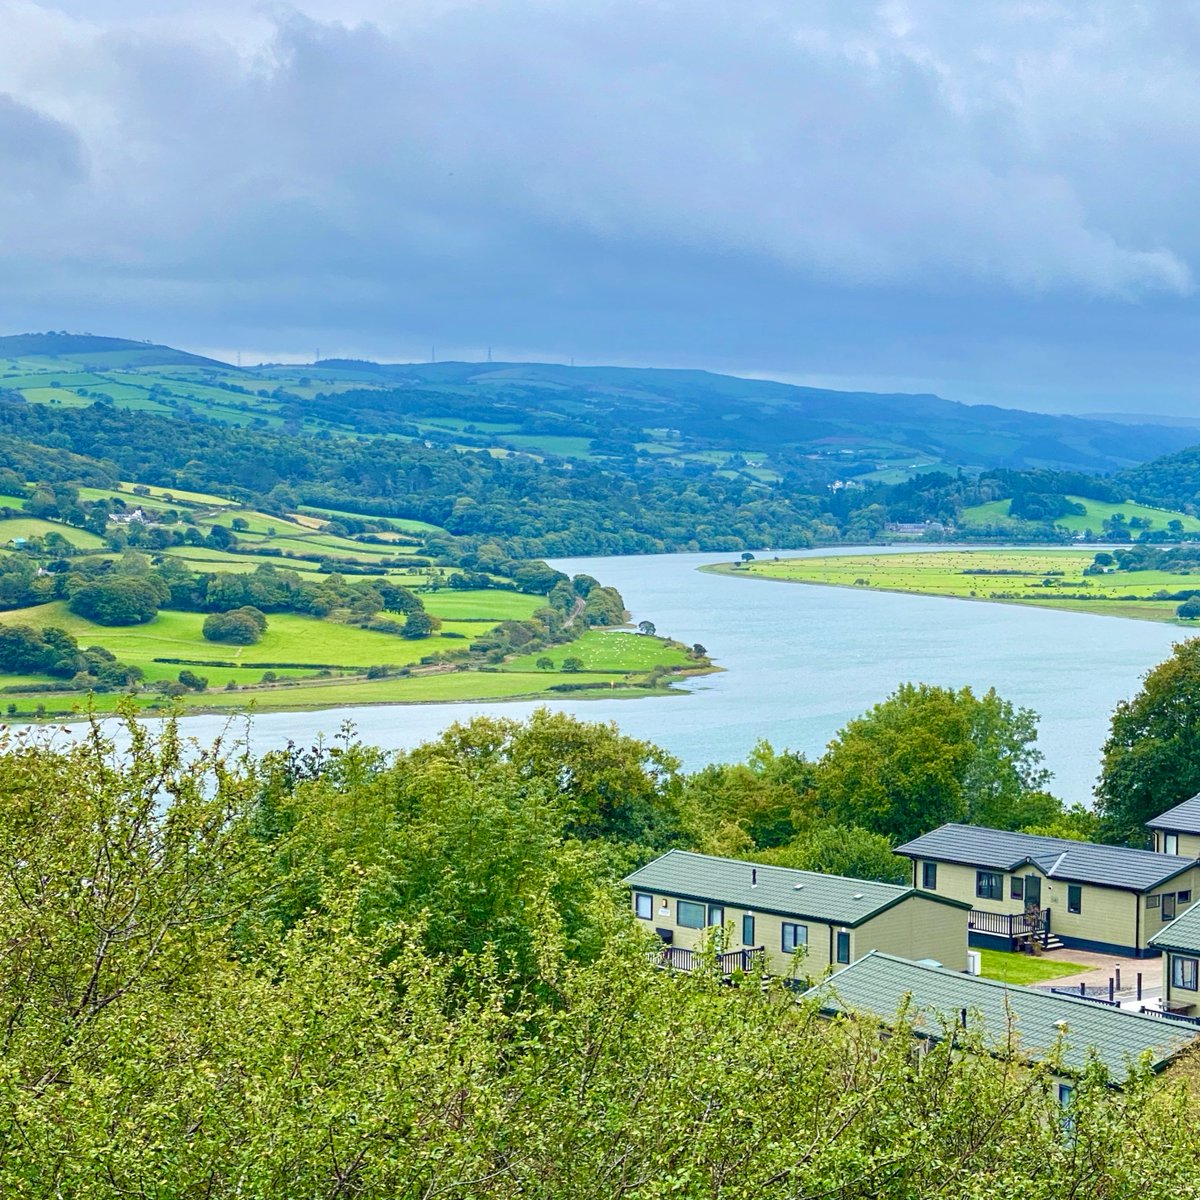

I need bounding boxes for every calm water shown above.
[107,549,1184,804]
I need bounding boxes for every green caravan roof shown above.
[805,952,1198,1081]
[1150,898,1200,955]
[623,850,969,929]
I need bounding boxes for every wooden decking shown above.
[968,906,1051,949]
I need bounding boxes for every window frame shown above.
[1172,954,1199,991]
[677,900,706,929]
[1011,876,1024,901]
[781,922,808,953]
[835,930,851,965]
[742,913,755,945]
[922,861,937,890]
[1179,890,1192,905]
[1147,894,1161,909]
[634,892,653,920]
[1163,893,1177,922]
[707,904,725,928]
[1067,884,1082,915]
[975,870,1004,901]
[1165,832,1179,855]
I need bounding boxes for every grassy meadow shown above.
[960,495,1200,534]
[709,547,1200,625]
[0,487,702,717]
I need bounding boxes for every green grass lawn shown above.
[502,630,691,673]
[960,495,1200,534]
[713,548,1200,625]
[976,949,1086,985]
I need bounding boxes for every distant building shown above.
[885,521,948,535]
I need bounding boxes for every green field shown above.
[422,589,544,621]
[710,548,1200,625]
[977,950,1086,985]
[0,603,474,686]
[0,518,106,549]
[960,495,1200,534]
[503,630,692,673]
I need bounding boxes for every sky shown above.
[3,0,1200,414]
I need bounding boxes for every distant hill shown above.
[2,333,1197,478]
[0,332,229,369]
[292,358,1199,475]
[1117,445,1200,513]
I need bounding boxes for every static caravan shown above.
[1147,794,1200,859]
[624,849,971,978]
[895,823,1200,958]
[1150,900,1200,1016]
[805,951,1199,1090]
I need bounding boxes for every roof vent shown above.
[1054,1019,1069,1034]
[751,868,757,888]
[793,883,804,890]
[852,892,864,900]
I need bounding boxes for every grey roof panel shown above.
[895,823,1196,892]
[1147,794,1200,835]
[623,850,965,927]
[1150,898,1200,954]
[805,951,1197,1079]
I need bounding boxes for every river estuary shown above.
[104,548,1186,804]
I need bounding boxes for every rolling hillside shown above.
[3,333,1196,479]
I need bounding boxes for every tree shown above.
[535,656,554,670]
[561,656,583,672]
[402,610,441,639]
[1096,639,1200,842]
[758,824,908,885]
[1178,596,1200,620]
[68,576,166,625]
[637,620,656,636]
[741,552,755,562]
[815,683,1053,844]
[177,669,208,691]
[203,607,267,645]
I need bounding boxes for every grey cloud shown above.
[0,92,85,191]
[0,1,1199,409]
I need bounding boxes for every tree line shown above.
[0,706,1194,1196]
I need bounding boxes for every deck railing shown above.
[1133,1006,1200,1028]
[968,906,1050,948]
[650,946,766,976]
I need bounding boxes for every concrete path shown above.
[1036,947,1162,1003]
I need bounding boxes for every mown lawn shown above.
[977,949,1086,985]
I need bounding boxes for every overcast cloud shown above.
[3,0,1200,412]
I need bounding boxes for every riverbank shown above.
[0,626,717,721]
[703,547,1196,626]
